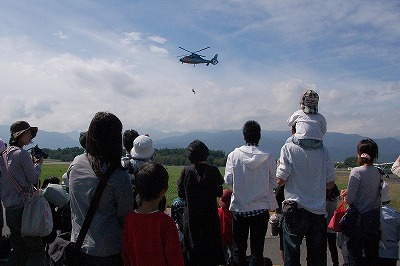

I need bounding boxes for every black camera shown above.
[28,145,48,160]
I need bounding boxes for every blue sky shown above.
[0,1,399,138]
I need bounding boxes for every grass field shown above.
[328,170,400,210]
[41,163,400,210]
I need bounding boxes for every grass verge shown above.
[41,163,400,210]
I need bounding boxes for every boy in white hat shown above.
[379,181,400,265]
[287,90,327,149]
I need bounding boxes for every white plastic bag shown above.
[43,184,69,208]
[269,213,282,236]
[21,188,53,237]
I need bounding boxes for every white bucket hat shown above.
[131,135,154,159]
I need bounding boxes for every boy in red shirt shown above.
[122,162,184,266]
[218,189,233,264]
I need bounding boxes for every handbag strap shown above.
[2,147,28,199]
[73,157,116,252]
[378,167,384,217]
[377,167,384,188]
[337,200,346,211]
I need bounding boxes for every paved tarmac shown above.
[258,226,344,266]
[3,202,400,265]
[1,209,344,266]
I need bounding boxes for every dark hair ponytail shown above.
[357,138,378,165]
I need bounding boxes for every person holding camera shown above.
[0,121,45,265]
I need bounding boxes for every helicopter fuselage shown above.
[179,53,218,66]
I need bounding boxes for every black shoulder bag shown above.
[48,165,114,266]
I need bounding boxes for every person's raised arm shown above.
[224,155,233,188]
[21,149,42,184]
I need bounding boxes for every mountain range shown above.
[1,125,399,162]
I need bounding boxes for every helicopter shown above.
[178,47,218,66]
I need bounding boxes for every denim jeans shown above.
[292,136,323,150]
[378,257,397,266]
[5,206,45,266]
[222,244,233,265]
[283,208,327,266]
[0,203,3,229]
[231,210,269,266]
[347,236,379,266]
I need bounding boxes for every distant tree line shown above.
[43,147,366,169]
[44,147,85,162]
[43,147,228,167]
[155,148,227,166]
[334,156,358,168]
[42,147,367,169]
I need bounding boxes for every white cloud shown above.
[121,32,143,44]
[54,31,68,40]
[148,35,167,44]
[148,45,169,55]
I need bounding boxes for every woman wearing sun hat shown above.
[0,138,5,235]
[0,120,45,265]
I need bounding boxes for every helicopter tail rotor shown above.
[208,54,218,65]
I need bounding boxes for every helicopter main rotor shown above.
[178,46,210,57]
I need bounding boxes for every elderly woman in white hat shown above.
[0,121,45,265]
[130,135,155,172]
[128,135,165,210]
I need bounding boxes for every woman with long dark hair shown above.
[68,112,134,265]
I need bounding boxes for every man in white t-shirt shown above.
[277,137,335,265]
